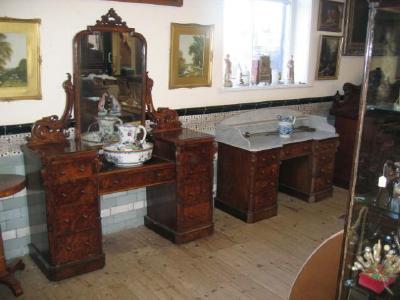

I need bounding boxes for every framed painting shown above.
[0,18,41,100]
[317,0,344,32]
[316,35,342,80]
[343,0,369,55]
[169,23,213,89]
[106,0,183,6]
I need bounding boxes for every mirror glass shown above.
[77,31,146,140]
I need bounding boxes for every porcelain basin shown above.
[103,142,153,167]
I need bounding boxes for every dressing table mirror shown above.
[74,9,146,142]
[23,9,215,281]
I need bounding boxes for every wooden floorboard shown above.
[0,187,347,300]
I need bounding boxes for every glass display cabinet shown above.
[338,1,400,299]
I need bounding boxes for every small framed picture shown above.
[316,35,342,80]
[317,0,344,32]
[169,23,214,89]
[0,18,41,100]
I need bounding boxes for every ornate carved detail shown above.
[145,74,182,132]
[330,83,361,120]
[27,74,74,147]
[94,8,128,29]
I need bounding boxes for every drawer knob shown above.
[85,241,90,246]
[61,193,68,198]
[271,155,276,159]
[64,218,70,223]
[82,214,88,219]
[261,157,267,162]
[113,180,120,184]
[66,246,72,251]
[79,165,86,172]
[60,171,66,176]
[80,190,86,195]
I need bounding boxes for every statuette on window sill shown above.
[224,54,233,87]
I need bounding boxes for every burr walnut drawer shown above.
[46,158,96,183]
[54,230,101,265]
[281,141,312,159]
[255,149,281,166]
[315,153,335,175]
[178,202,212,231]
[314,175,333,192]
[180,145,213,177]
[314,138,338,153]
[253,189,277,210]
[99,167,175,194]
[178,179,212,206]
[51,178,98,206]
[55,205,99,236]
[254,164,280,181]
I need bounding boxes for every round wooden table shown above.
[0,174,25,297]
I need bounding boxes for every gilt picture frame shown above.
[169,23,213,89]
[0,18,41,100]
[106,0,183,6]
[317,0,344,32]
[343,0,369,56]
[316,35,342,80]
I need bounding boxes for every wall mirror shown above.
[73,9,147,141]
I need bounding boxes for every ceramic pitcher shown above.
[118,123,147,145]
[87,116,122,142]
[277,115,296,138]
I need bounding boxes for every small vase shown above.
[358,272,396,294]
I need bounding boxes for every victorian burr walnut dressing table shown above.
[215,108,339,223]
[21,10,214,281]
[0,174,26,296]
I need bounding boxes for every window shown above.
[224,0,312,87]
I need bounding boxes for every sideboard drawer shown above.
[314,175,334,192]
[179,179,212,207]
[314,138,339,153]
[253,189,276,210]
[178,202,212,231]
[255,149,280,167]
[254,164,279,181]
[99,167,175,194]
[281,141,312,159]
[47,158,95,183]
[55,205,99,236]
[54,230,101,265]
[179,145,213,178]
[52,178,98,206]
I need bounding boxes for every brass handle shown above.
[61,193,67,198]
[79,165,85,172]
[82,214,88,219]
[66,246,71,251]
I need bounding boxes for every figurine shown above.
[258,55,272,85]
[287,55,294,84]
[224,54,233,87]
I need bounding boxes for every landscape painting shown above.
[0,18,41,100]
[0,33,28,88]
[169,23,213,89]
[178,34,205,78]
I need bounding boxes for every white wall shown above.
[0,0,364,126]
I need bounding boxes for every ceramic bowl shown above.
[103,142,153,167]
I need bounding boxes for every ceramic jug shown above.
[87,115,122,142]
[277,115,296,138]
[118,123,147,145]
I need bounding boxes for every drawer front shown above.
[253,189,277,210]
[254,163,280,182]
[281,141,312,159]
[54,230,101,265]
[178,202,212,231]
[314,175,333,192]
[314,138,339,153]
[47,158,95,183]
[100,167,175,194]
[179,144,213,178]
[52,178,98,206]
[315,153,335,176]
[55,205,99,236]
[179,179,212,207]
[255,149,280,167]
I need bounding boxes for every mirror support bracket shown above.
[27,74,74,147]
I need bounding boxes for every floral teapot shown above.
[277,115,296,138]
[117,123,147,146]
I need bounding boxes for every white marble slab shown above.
[215,107,337,151]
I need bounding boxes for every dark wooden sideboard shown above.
[22,128,214,281]
[216,137,339,223]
